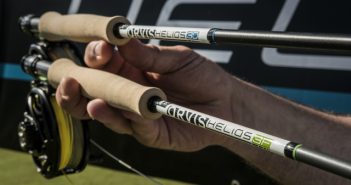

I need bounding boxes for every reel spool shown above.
[18,41,89,178]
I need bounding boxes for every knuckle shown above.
[173,45,192,52]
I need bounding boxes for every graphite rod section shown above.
[151,99,351,179]
[117,25,351,52]
[213,30,351,52]
[295,147,351,179]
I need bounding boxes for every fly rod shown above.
[20,12,351,52]
[22,55,351,179]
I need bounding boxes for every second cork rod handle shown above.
[39,11,131,45]
[48,58,166,119]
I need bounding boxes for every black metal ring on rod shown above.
[212,29,351,52]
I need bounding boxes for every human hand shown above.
[56,39,234,151]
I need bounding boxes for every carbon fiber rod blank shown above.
[212,29,351,52]
[117,25,351,52]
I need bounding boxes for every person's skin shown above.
[56,39,351,185]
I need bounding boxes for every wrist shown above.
[228,76,257,127]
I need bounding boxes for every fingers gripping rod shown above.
[20,12,351,179]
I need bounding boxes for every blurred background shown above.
[1,0,351,184]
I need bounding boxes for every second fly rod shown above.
[21,55,351,180]
[20,11,351,52]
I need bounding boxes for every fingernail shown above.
[88,111,95,120]
[94,42,103,57]
[60,79,69,100]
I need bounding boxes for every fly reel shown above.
[18,40,89,178]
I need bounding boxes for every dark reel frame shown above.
[18,40,89,178]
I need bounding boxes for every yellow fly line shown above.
[50,97,74,170]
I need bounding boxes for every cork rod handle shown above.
[39,11,130,45]
[48,58,166,119]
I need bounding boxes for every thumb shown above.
[118,39,200,74]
